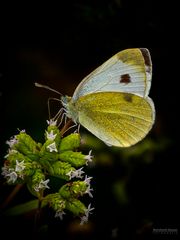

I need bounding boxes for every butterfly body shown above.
[61,48,155,147]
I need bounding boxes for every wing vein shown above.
[120,119,149,135]
[105,117,138,145]
[93,110,152,123]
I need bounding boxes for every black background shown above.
[0,1,179,239]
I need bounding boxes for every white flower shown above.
[47,119,57,126]
[80,204,94,225]
[66,169,73,179]
[19,129,26,133]
[6,136,18,148]
[46,142,58,152]
[34,179,50,192]
[74,167,85,179]
[1,166,18,183]
[7,171,18,183]
[84,150,93,165]
[85,204,94,216]
[84,175,93,186]
[55,210,66,220]
[15,160,26,172]
[80,215,88,225]
[46,130,57,141]
[83,175,93,197]
[66,167,85,180]
[2,165,23,183]
[1,165,10,176]
[85,185,93,198]
[4,149,18,158]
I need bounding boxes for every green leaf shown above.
[4,200,39,216]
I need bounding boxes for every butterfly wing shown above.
[72,48,152,101]
[75,92,155,147]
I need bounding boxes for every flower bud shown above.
[65,198,86,216]
[14,132,40,161]
[49,161,75,180]
[59,133,80,152]
[59,151,86,167]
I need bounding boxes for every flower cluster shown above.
[2,120,94,223]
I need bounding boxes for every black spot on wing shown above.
[140,48,152,73]
[120,74,131,84]
[123,94,133,102]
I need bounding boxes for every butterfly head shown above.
[61,95,78,123]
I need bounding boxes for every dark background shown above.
[0,1,179,239]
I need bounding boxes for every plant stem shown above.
[60,119,73,135]
[33,191,43,234]
[0,184,24,210]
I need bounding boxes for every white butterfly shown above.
[36,48,155,147]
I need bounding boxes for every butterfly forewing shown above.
[72,48,152,101]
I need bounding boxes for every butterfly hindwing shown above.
[75,92,155,147]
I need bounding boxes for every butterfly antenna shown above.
[35,82,65,123]
[35,82,62,96]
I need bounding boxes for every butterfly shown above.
[37,48,155,147]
